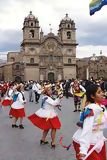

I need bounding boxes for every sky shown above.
[0,0,107,60]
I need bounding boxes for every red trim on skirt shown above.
[2,99,13,106]
[9,108,25,118]
[73,140,106,160]
[28,114,61,130]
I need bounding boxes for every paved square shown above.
[0,92,107,160]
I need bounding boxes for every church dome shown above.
[62,14,71,21]
[26,11,36,19]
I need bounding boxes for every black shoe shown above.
[29,100,33,102]
[19,124,24,129]
[40,140,49,145]
[12,124,18,128]
[51,142,56,149]
[78,109,81,112]
[73,109,77,112]
[36,102,39,104]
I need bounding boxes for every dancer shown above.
[28,86,63,148]
[73,84,107,160]
[2,83,15,118]
[71,80,86,112]
[9,84,26,129]
[2,83,14,107]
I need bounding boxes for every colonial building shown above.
[77,53,107,80]
[1,11,77,82]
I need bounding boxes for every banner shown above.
[89,0,107,15]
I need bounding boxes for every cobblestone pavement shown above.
[0,92,107,160]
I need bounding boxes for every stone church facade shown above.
[3,12,77,82]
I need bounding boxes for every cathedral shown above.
[6,11,77,82]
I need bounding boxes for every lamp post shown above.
[86,57,91,80]
[86,65,89,80]
[96,61,99,79]
[90,53,98,79]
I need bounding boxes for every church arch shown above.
[48,72,54,82]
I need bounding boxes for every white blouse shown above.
[11,91,26,109]
[73,103,107,155]
[36,95,61,118]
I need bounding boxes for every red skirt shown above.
[28,114,61,130]
[73,140,106,160]
[2,99,13,106]
[9,108,25,118]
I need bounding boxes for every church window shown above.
[67,49,72,55]
[31,23,33,26]
[29,30,34,38]
[16,65,19,70]
[40,57,44,62]
[30,58,34,63]
[67,24,70,28]
[49,55,53,62]
[40,57,43,62]
[67,31,71,39]
[29,48,35,51]
[68,58,71,63]
[69,49,71,52]
[25,22,28,26]
[57,56,61,62]
[11,57,15,62]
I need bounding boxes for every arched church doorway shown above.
[15,76,22,83]
[48,72,54,82]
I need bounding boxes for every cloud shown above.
[0,29,22,51]
[0,51,8,60]
[77,20,107,46]
[77,45,107,58]
[0,0,107,59]
[0,0,11,12]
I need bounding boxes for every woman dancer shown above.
[73,84,107,160]
[2,83,14,107]
[10,84,26,129]
[28,86,63,148]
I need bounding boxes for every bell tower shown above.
[58,14,77,80]
[21,11,40,48]
[58,14,76,44]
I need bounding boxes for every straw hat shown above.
[42,84,52,94]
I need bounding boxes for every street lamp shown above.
[90,53,98,79]
[86,58,91,80]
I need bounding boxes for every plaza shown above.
[0,91,107,160]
